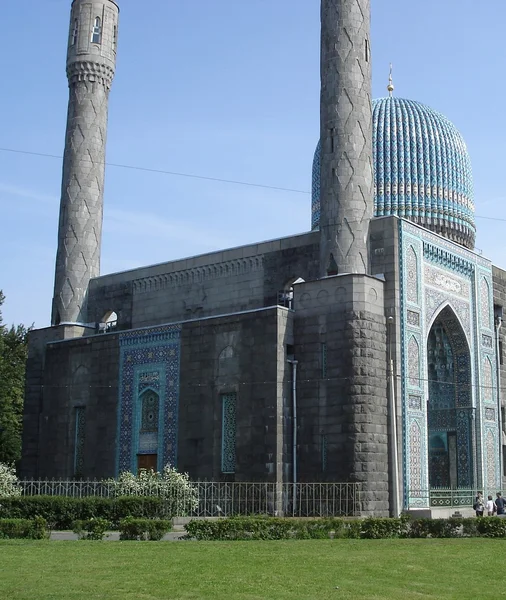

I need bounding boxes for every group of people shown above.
[474,492,506,517]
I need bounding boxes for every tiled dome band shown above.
[311,97,476,250]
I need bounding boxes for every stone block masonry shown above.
[52,1,119,325]
[319,0,374,276]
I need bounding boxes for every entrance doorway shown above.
[137,454,157,473]
[427,306,473,488]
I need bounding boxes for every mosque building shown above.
[21,0,506,516]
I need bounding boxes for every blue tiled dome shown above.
[312,97,476,249]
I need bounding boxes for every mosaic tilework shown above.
[117,325,181,474]
[409,395,422,410]
[221,393,237,474]
[483,358,493,404]
[486,430,497,489]
[407,310,420,327]
[485,408,496,421]
[482,334,493,349]
[480,277,491,329]
[399,220,499,505]
[409,421,423,497]
[74,407,86,476]
[406,246,418,303]
[408,336,420,387]
[312,97,476,248]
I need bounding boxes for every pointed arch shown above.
[408,336,420,387]
[427,304,473,488]
[486,430,497,489]
[406,245,418,303]
[481,277,491,328]
[482,356,494,403]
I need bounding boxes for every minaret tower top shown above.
[52,0,119,326]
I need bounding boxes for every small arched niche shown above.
[98,311,118,333]
[278,277,305,309]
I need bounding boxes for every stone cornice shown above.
[67,60,115,89]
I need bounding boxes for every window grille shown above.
[221,393,237,473]
[74,407,86,476]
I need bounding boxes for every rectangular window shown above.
[221,393,237,473]
[321,433,328,472]
[321,342,327,379]
[113,25,117,52]
[71,19,78,46]
[74,407,86,476]
[365,39,370,63]
[500,340,504,365]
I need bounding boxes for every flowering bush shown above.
[0,463,21,497]
[104,465,198,517]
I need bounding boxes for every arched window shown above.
[91,17,102,44]
[71,19,79,46]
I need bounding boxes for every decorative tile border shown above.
[117,324,181,474]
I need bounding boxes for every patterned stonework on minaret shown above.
[52,0,119,325]
[319,0,373,276]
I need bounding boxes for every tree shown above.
[0,291,30,466]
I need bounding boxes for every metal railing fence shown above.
[17,480,361,517]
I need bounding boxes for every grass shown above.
[0,539,504,599]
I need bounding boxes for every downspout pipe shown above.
[496,317,503,486]
[288,359,298,515]
[387,316,400,517]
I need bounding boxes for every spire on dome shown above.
[387,64,394,97]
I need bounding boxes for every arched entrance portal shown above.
[427,306,474,489]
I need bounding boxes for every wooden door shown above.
[137,454,157,473]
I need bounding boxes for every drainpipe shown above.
[387,316,400,517]
[287,359,298,515]
[496,317,503,486]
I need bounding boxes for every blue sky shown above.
[1,0,505,328]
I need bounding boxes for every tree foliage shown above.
[0,291,30,465]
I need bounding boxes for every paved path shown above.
[50,531,187,541]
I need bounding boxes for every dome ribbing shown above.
[312,96,476,249]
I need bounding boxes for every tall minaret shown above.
[51,0,119,325]
[319,0,373,276]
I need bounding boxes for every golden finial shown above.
[387,63,394,97]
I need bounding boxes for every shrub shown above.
[119,517,172,541]
[0,517,49,539]
[104,465,198,516]
[0,463,21,497]
[0,495,168,529]
[73,518,110,540]
[475,517,506,538]
[360,517,405,539]
[185,517,345,541]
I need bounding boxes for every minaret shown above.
[319,0,373,276]
[51,0,119,325]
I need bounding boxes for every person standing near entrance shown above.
[486,495,496,516]
[495,493,506,516]
[474,491,485,517]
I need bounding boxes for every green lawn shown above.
[0,539,504,599]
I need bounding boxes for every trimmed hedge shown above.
[184,516,506,541]
[73,518,111,540]
[119,517,172,541]
[0,517,49,539]
[0,496,169,529]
